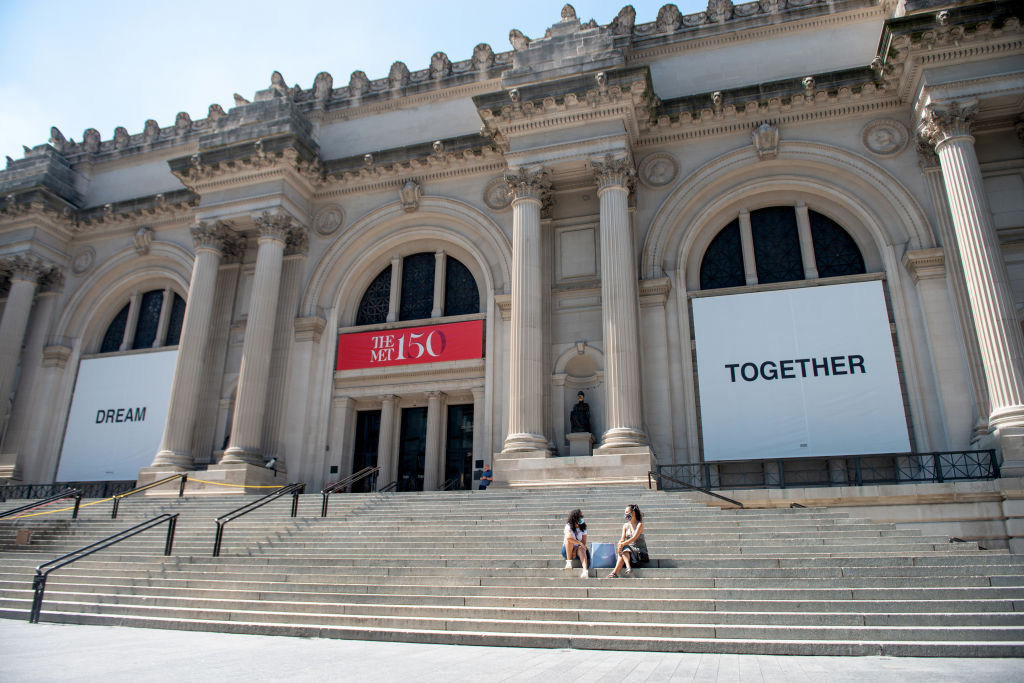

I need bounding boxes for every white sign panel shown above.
[57,349,178,481]
[692,280,910,461]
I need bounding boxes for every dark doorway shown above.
[398,407,427,492]
[351,410,381,493]
[444,404,474,490]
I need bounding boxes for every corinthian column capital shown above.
[0,254,59,285]
[191,221,245,259]
[918,99,978,151]
[590,154,636,193]
[504,167,551,204]
[253,210,295,243]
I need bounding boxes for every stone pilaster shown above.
[920,99,1024,472]
[387,257,401,323]
[431,250,446,318]
[501,167,551,455]
[423,390,445,490]
[377,395,399,487]
[471,387,485,467]
[329,396,354,482]
[592,155,647,450]
[0,255,57,458]
[738,209,757,286]
[222,212,297,465]
[152,223,239,469]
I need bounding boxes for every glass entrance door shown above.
[444,404,474,490]
[351,410,381,493]
[398,407,427,492]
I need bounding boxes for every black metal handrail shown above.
[648,471,744,508]
[377,481,397,493]
[29,513,178,623]
[212,483,304,557]
[321,466,379,517]
[111,473,188,519]
[0,489,82,520]
[440,477,461,491]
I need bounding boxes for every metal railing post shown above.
[178,475,188,497]
[72,492,82,520]
[213,522,225,557]
[30,574,46,624]
[164,516,177,555]
[321,492,329,518]
[291,485,304,517]
[111,497,120,519]
[934,452,944,483]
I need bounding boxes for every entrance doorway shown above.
[398,407,427,491]
[444,404,474,490]
[351,410,381,492]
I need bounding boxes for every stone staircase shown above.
[0,487,1022,656]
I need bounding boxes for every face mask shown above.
[624,513,631,519]
[579,518,585,524]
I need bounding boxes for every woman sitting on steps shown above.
[562,508,590,579]
[608,504,648,578]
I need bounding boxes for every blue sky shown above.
[0,1,708,164]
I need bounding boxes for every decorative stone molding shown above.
[638,153,678,188]
[903,248,946,283]
[313,205,344,236]
[41,345,72,369]
[253,211,295,243]
[610,5,635,35]
[915,138,941,170]
[706,0,734,24]
[918,99,978,150]
[504,167,551,204]
[751,121,780,160]
[483,177,513,211]
[0,254,56,284]
[399,180,422,213]
[70,246,95,275]
[285,226,310,257]
[294,316,327,343]
[133,226,154,256]
[591,155,636,192]
[494,293,512,322]
[191,222,244,258]
[862,118,909,157]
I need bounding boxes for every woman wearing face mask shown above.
[608,504,648,578]
[562,508,590,579]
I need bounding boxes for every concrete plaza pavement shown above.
[0,620,1022,682]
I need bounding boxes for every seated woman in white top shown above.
[562,508,590,579]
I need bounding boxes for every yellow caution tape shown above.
[186,478,285,489]
[6,496,115,519]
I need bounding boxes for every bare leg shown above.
[623,550,632,573]
[564,541,573,569]
[609,553,625,577]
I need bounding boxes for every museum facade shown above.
[0,0,1022,494]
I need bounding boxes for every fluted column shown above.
[377,395,399,487]
[423,391,445,490]
[222,212,296,465]
[920,99,1024,452]
[153,223,239,468]
[0,256,55,444]
[501,167,551,454]
[592,156,647,449]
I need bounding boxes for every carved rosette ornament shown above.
[483,177,513,211]
[313,205,345,236]
[638,153,679,188]
[591,155,636,193]
[918,99,978,151]
[862,118,909,157]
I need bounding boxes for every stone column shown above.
[0,256,57,460]
[423,390,445,490]
[120,292,141,351]
[222,212,295,465]
[471,386,485,464]
[592,156,647,449]
[738,209,757,286]
[152,224,237,468]
[329,396,355,480]
[387,257,402,323]
[377,395,399,487]
[795,202,819,280]
[154,287,173,347]
[501,167,551,454]
[920,99,1024,471]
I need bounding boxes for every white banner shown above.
[692,280,910,461]
[57,350,178,481]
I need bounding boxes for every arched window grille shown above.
[98,288,186,353]
[699,205,865,291]
[355,252,480,326]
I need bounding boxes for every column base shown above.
[597,427,648,451]
[0,462,21,481]
[220,446,265,467]
[501,432,551,456]
[190,462,283,495]
[151,449,194,469]
[987,423,1024,479]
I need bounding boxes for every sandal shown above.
[606,572,618,579]
[624,568,632,576]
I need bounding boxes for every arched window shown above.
[699,206,865,290]
[99,288,185,353]
[355,252,480,326]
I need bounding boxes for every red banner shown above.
[337,319,483,370]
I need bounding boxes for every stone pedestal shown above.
[492,448,654,488]
[139,463,283,495]
[566,432,594,458]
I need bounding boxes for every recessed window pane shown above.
[751,207,803,284]
[399,252,435,321]
[444,256,479,316]
[132,290,164,349]
[166,293,186,345]
[700,219,744,290]
[810,211,866,278]
[356,266,392,326]
[100,304,130,353]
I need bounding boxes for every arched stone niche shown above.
[552,343,605,456]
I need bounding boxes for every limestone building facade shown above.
[0,0,1022,495]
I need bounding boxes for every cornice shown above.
[318,79,504,124]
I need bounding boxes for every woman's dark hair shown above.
[627,504,643,522]
[567,508,586,533]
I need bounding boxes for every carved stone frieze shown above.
[751,121,780,160]
[313,205,344,236]
[591,155,636,192]
[918,99,978,150]
[638,153,678,188]
[862,118,909,157]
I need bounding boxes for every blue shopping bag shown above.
[589,542,617,569]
